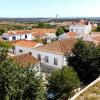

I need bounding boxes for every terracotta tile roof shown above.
[35,39,77,55]
[92,36,100,41]
[91,32,100,36]
[8,40,20,46]
[12,54,39,67]
[32,28,57,34]
[32,32,47,38]
[67,32,77,38]
[7,30,31,36]
[14,40,38,48]
[92,36,100,45]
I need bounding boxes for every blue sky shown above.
[0,0,100,17]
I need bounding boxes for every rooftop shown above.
[92,36,100,41]
[67,32,77,38]
[12,54,39,67]
[35,39,77,55]
[14,40,38,48]
[32,28,57,34]
[32,32,47,38]
[7,30,31,36]
[91,32,100,36]
[91,34,100,45]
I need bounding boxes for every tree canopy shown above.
[0,41,11,49]
[56,27,64,36]
[67,39,100,85]
[0,44,46,100]
[56,27,69,36]
[95,26,100,32]
[0,28,5,35]
[48,66,80,99]
[37,22,52,28]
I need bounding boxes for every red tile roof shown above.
[7,30,31,36]
[32,32,47,38]
[14,40,38,48]
[67,32,77,38]
[32,28,57,34]
[92,36,100,45]
[12,54,39,67]
[92,36,100,41]
[35,39,77,55]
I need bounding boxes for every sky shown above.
[0,0,100,18]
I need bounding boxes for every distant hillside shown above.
[0,17,100,23]
[0,18,53,23]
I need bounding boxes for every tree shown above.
[67,39,100,85]
[61,26,69,32]
[0,44,46,100]
[37,22,50,28]
[56,27,64,36]
[95,26,100,32]
[0,28,5,35]
[48,67,80,99]
[0,41,11,49]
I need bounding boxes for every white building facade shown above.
[14,45,66,68]
[2,31,32,41]
[13,39,76,68]
[69,22,92,35]
[33,49,66,68]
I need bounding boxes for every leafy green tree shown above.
[0,28,5,35]
[0,41,10,49]
[56,27,65,36]
[48,67,80,99]
[67,39,100,85]
[37,22,50,28]
[95,26,100,32]
[0,44,46,100]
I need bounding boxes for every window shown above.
[71,29,73,32]
[19,50,23,53]
[45,56,49,62]
[25,35,27,39]
[54,58,58,65]
[38,54,41,60]
[29,52,32,55]
[20,35,21,40]
[12,36,16,40]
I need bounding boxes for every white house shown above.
[32,28,57,43]
[12,38,77,68]
[2,30,32,41]
[46,33,57,42]
[69,20,92,35]
[32,39,77,68]
[12,40,43,55]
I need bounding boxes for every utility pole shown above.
[56,14,58,23]
[56,14,59,27]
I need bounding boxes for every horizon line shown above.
[0,16,100,19]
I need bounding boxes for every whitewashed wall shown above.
[69,24,92,35]
[2,33,32,41]
[14,45,66,68]
[32,49,65,68]
[15,46,33,55]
